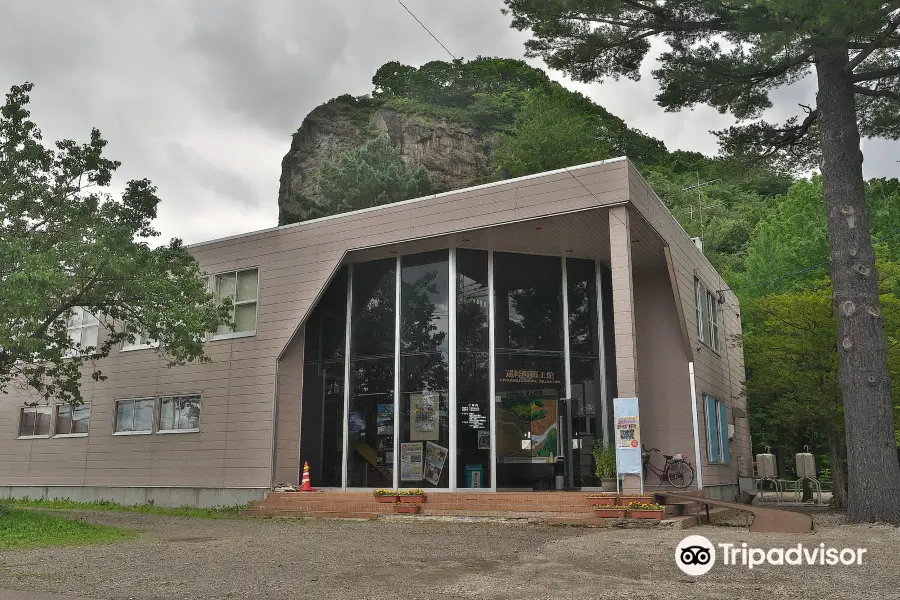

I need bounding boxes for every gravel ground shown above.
[1,510,899,600]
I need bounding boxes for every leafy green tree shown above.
[744,270,900,509]
[0,84,230,405]
[281,136,436,224]
[503,0,900,523]
[492,85,618,178]
[739,177,900,296]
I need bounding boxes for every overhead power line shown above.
[394,0,458,60]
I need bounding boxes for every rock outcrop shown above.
[277,99,490,222]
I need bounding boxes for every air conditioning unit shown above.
[691,237,704,253]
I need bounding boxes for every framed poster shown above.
[477,429,491,450]
[423,442,449,486]
[400,442,424,481]
[410,392,440,441]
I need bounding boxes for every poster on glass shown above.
[400,442,424,481]
[410,392,440,441]
[423,442,448,486]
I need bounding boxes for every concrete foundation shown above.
[703,484,739,502]
[0,486,267,508]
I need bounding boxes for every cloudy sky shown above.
[1,1,897,245]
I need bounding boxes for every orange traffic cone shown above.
[298,461,316,492]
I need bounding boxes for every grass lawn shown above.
[0,506,136,550]
[2,497,245,519]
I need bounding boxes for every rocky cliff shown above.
[277,98,491,221]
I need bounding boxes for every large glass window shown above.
[300,266,347,488]
[494,253,565,489]
[399,251,450,489]
[295,249,614,491]
[456,249,491,488]
[566,258,604,487]
[348,259,396,488]
[494,253,563,352]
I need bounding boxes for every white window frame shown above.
[708,291,720,352]
[156,394,201,434]
[17,406,52,439]
[53,403,91,438]
[64,307,100,358]
[112,397,155,436]
[694,278,720,354]
[121,330,159,352]
[210,267,259,341]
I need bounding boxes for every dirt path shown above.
[1,511,898,600]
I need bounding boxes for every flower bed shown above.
[618,494,654,506]
[373,489,399,503]
[374,488,425,503]
[627,502,665,520]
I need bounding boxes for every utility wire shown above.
[394,0,458,60]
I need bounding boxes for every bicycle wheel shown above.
[667,461,695,488]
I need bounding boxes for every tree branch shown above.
[853,84,900,101]
[846,13,900,73]
[852,64,900,82]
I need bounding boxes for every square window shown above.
[18,406,52,438]
[158,395,201,433]
[55,404,91,436]
[114,398,154,434]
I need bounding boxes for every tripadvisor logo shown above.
[675,535,867,575]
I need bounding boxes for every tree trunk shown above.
[827,426,847,510]
[815,47,900,524]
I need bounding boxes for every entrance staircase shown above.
[242,490,704,524]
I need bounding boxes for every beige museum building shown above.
[1,157,749,506]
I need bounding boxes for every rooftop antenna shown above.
[682,172,720,243]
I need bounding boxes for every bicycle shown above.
[642,445,695,488]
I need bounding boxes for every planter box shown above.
[392,504,421,514]
[585,496,617,506]
[375,496,399,503]
[594,508,627,519]
[630,509,664,520]
[619,495,654,506]
[399,495,426,504]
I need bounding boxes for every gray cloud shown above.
[1,1,896,245]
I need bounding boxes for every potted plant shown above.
[619,493,654,506]
[373,489,399,503]
[593,505,627,519]
[392,502,421,514]
[593,440,617,492]
[397,488,426,503]
[628,502,665,520]
[584,493,618,507]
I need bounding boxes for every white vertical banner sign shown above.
[613,397,642,494]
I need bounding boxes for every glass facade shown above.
[456,249,491,488]
[400,251,450,488]
[297,250,613,490]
